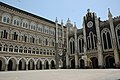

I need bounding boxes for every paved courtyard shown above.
[0,69,120,80]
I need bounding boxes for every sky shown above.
[0,0,120,29]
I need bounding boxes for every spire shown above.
[74,22,77,28]
[67,18,71,23]
[61,19,63,25]
[108,8,112,17]
[87,9,90,13]
[55,17,58,23]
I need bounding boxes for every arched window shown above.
[50,50,52,55]
[2,13,11,23]
[30,22,36,30]
[12,16,21,26]
[9,45,13,52]
[19,46,23,53]
[22,19,29,28]
[116,24,120,48]
[14,46,18,52]
[12,32,18,40]
[24,47,27,53]
[69,38,75,54]
[3,44,8,51]
[44,49,46,55]
[78,38,84,53]
[101,28,112,50]
[28,47,31,54]
[53,50,55,55]
[36,48,39,54]
[1,30,8,39]
[87,32,97,50]
[32,48,35,54]
[0,44,2,51]
[30,36,35,43]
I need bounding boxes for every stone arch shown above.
[28,58,35,70]
[50,59,56,69]
[2,12,11,23]
[90,57,98,69]
[105,55,115,68]
[79,59,85,69]
[44,59,49,69]
[22,19,29,28]
[7,57,17,71]
[0,56,7,71]
[70,58,75,69]
[36,59,42,70]
[18,58,26,70]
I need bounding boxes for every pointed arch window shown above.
[9,45,13,52]
[40,49,42,54]
[69,38,75,54]
[28,47,31,53]
[3,44,8,51]
[101,28,112,50]
[2,13,11,23]
[79,38,84,53]
[1,30,8,39]
[32,48,35,54]
[24,47,27,53]
[36,48,39,54]
[19,46,23,53]
[14,46,18,52]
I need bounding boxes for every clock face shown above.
[87,21,93,28]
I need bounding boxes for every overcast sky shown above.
[1,0,120,28]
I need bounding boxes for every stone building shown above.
[66,9,120,69]
[0,2,120,71]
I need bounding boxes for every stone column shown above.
[34,64,36,70]
[95,15,104,68]
[55,17,59,69]
[108,8,120,64]
[49,64,51,69]
[5,64,8,71]
[83,18,88,68]
[42,64,44,70]
[74,23,78,69]
[16,64,19,71]
[26,63,28,70]
[66,26,69,69]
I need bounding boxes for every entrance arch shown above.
[70,59,75,69]
[19,59,26,70]
[0,57,6,71]
[8,58,17,71]
[80,59,85,69]
[90,57,98,69]
[51,60,55,69]
[44,60,49,69]
[36,60,42,70]
[105,56,115,68]
[28,59,34,70]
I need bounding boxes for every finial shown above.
[61,19,63,25]
[108,8,112,17]
[55,17,58,23]
[87,9,90,13]
[67,18,71,23]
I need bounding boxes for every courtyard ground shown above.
[0,69,120,80]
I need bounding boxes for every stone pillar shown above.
[108,8,120,64]
[66,26,69,69]
[55,17,59,69]
[95,15,104,68]
[34,64,36,70]
[5,64,8,71]
[83,18,88,68]
[16,64,19,71]
[74,23,78,69]
[26,64,28,70]
[49,64,51,69]
[42,64,44,70]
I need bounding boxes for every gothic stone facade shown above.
[0,2,120,71]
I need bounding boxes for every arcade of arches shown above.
[0,57,56,71]
[69,56,117,69]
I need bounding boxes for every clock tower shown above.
[83,9,97,51]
